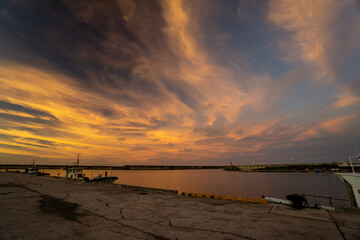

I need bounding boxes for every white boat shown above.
[335,154,360,207]
[26,160,39,174]
[264,196,335,211]
[27,165,39,174]
[66,166,86,180]
[265,196,291,205]
[65,154,88,181]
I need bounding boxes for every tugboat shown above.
[66,154,88,181]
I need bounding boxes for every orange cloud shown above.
[295,115,356,141]
[333,92,360,109]
[0,0,283,165]
[268,0,360,109]
[3,0,357,165]
[268,0,345,76]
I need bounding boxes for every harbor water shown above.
[41,169,349,206]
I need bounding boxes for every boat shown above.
[26,166,39,174]
[335,154,360,207]
[265,196,291,205]
[87,171,118,184]
[264,195,335,211]
[88,176,118,184]
[25,160,39,174]
[338,161,360,167]
[66,166,87,180]
[65,154,88,181]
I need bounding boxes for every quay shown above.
[1,172,359,239]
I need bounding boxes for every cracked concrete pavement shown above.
[0,172,359,240]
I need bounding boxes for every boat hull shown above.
[88,176,118,184]
[265,196,334,210]
[336,173,360,207]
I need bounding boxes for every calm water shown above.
[42,169,349,206]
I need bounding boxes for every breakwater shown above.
[2,163,356,172]
[224,163,355,172]
[0,164,225,170]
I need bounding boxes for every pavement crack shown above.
[61,193,70,200]
[328,210,346,240]
[0,192,15,195]
[97,198,110,207]
[120,208,127,219]
[170,225,255,239]
[29,182,43,187]
[82,209,170,240]
[2,195,39,200]
[150,210,173,227]
[268,205,275,213]
[116,210,168,227]
[0,182,42,195]
[116,210,253,239]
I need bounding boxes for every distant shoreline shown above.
[223,163,358,172]
[0,164,225,170]
[0,163,358,172]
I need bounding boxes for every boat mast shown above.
[349,132,359,173]
[349,156,355,173]
[77,154,80,167]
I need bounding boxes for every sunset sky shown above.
[0,0,359,166]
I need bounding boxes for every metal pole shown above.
[349,156,355,173]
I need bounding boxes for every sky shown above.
[0,0,359,166]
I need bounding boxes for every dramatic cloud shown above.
[0,0,359,165]
[268,0,360,103]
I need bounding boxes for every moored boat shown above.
[66,166,87,180]
[25,160,39,174]
[26,165,39,174]
[88,176,118,184]
[65,154,88,181]
[335,154,360,207]
[264,195,335,211]
[87,171,118,184]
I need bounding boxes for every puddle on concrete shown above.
[39,195,82,221]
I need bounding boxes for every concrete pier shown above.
[0,172,359,239]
